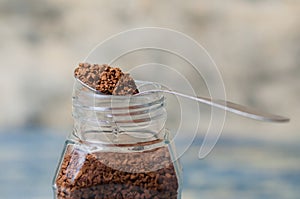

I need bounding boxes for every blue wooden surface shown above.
[0,128,299,199]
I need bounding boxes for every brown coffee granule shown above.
[74,63,105,91]
[112,74,139,95]
[55,145,179,199]
[74,63,139,95]
[97,65,123,94]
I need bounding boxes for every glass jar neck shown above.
[72,79,167,145]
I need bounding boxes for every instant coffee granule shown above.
[74,63,139,95]
[55,145,179,199]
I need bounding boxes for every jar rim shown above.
[74,78,163,100]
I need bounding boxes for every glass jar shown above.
[52,79,182,199]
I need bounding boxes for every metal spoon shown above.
[76,78,290,123]
[137,89,289,123]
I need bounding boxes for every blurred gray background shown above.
[0,0,298,139]
[0,0,299,199]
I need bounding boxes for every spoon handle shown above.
[138,90,290,123]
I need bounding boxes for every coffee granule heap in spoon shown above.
[74,63,139,95]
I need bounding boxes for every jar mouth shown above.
[75,79,162,99]
[75,81,164,114]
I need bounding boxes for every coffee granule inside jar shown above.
[74,63,139,95]
[55,145,179,199]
